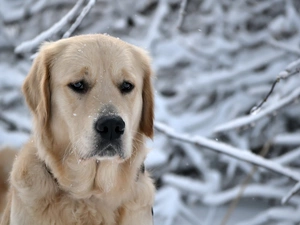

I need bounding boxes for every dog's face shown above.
[23,34,154,163]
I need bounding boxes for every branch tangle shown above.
[155,121,300,182]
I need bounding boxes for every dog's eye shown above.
[120,81,134,94]
[68,80,88,94]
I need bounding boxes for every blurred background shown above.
[1,0,300,224]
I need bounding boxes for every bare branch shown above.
[249,76,281,115]
[62,0,96,38]
[155,122,300,182]
[14,0,85,54]
[220,142,271,225]
[250,65,300,115]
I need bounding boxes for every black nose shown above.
[95,116,125,141]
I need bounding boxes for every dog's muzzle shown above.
[93,115,125,158]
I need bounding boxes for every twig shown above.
[220,142,271,225]
[249,57,300,115]
[177,0,188,30]
[62,0,96,38]
[250,69,299,115]
[14,0,85,54]
[154,121,300,181]
[214,57,300,133]
[214,86,300,133]
[282,181,300,205]
[249,77,281,114]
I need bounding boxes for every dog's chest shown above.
[35,196,119,225]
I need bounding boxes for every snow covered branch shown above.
[249,57,300,115]
[237,206,300,225]
[282,181,300,205]
[162,173,220,195]
[202,184,300,206]
[62,0,96,38]
[273,133,300,146]
[14,0,86,54]
[155,122,300,182]
[214,86,300,133]
[176,0,188,30]
[273,146,300,164]
[267,38,300,56]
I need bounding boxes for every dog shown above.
[0,147,17,218]
[0,34,155,225]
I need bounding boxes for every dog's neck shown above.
[43,162,58,184]
[37,133,148,200]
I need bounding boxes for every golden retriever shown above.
[0,34,155,225]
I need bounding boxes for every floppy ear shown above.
[22,44,52,130]
[135,48,154,138]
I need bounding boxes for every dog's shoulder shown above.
[10,140,55,194]
[0,147,17,192]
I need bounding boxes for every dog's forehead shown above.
[65,37,131,69]
[51,36,140,83]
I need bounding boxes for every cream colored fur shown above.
[0,34,155,225]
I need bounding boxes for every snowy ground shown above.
[1,0,300,224]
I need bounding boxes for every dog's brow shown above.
[70,66,90,81]
[80,66,89,76]
[121,68,135,80]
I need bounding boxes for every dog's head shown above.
[23,34,154,163]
